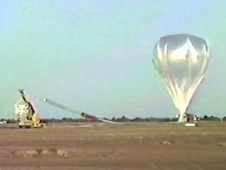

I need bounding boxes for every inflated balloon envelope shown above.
[152,34,210,122]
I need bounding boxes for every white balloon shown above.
[152,34,210,122]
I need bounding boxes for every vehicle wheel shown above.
[19,125,23,128]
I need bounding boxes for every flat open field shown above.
[0,122,226,170]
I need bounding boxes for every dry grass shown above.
[0,122,226,170]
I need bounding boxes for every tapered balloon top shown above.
[152,34,210,122]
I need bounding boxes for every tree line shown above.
[2,115,226,123]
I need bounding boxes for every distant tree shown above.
[132,117,143,122]
[171,117,178,122]
[209,115,220,121]
[6,119,18,123]
[159,118,171,122]
[62,117,67,121]
[202,115,220,121]
[111,117,116,121]
[116,116,130,122]
[203,115,209,119]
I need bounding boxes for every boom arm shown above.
[43,99,81,115]
[19,89,28,102]
[43,98,121,124]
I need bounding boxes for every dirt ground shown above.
[0,122,226,170]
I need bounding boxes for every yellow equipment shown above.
[15,90,46,128]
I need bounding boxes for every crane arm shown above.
[43,99,81,116]
[43,98,121,124]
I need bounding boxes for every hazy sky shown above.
[1,0,226,119]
